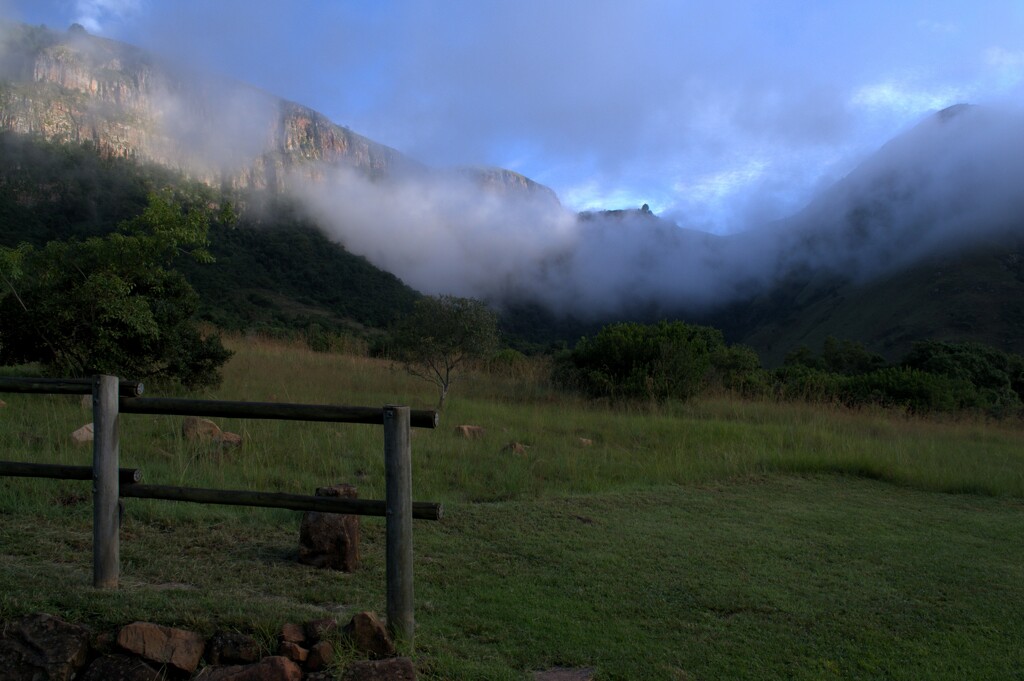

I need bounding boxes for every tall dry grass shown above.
[3,333,1023,526]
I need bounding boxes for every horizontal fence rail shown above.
[0,376,143,397]
[119,483,444,520]
[119,396,439,429]
[0,375,438,647]
[0,461,142,484]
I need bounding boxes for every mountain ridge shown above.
[3,21,1024,363]
[0,21,554,201]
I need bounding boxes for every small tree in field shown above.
[392,295,498,409]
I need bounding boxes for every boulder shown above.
[79,654,162,681]
[116,621,205,674]
[454,424,485,439]
[277,641,308,665]
[278,623,306,645]
[342,612,395,660]
[205,630,261,666]
[305,641,334,673]
[195,656,302,681]
[298,484,360,572]
[71,423,94,445]
[0,613,91,681]
[502,442,529,455]
[182,416,222,440]
[342,657,417,681]
[215,431,244,448]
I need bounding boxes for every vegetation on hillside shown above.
[179,199,418,335]
[0,191,232,387]
[0,131,419,344]
[554,321,1024,419]
[3,129,1024,419]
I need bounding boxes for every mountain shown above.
[704,104,1024,363]
[0,22,417,190]
[3,21,1024,363]
[0,22,557,203]
[0,129,420,334]
[0,21,554,339]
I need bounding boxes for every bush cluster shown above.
[780,338,1024,416]
[552,320,766,402]
[554,323,1024,418]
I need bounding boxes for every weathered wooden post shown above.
[93,374,120,589]
[383,404,414,646]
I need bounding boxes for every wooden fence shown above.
[0,375,442,646]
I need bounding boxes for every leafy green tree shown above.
[840,367,968,414]
[901,340,1024,415]
[710,343,770,396]
[784,336,885,376]
[392,295,499,409]
[0,190,232,387]
[821,336,887,375]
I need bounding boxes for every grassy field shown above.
[2,335,1024,679]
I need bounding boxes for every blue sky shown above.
[5,0,1024,233]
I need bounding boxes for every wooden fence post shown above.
[383,405,414,647]
[93,374,120,589]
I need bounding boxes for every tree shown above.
[553,320,726,403]
[901,340,1024,415]
[0,190,232,387]
[392,295,499,409]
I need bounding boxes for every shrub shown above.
[710,344,771,397]
[771,365,845,403]
[0,191,232,387]
[902,341,1024,416]
[553,320,726,403]
[840,367,969,413]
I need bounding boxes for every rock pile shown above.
[0,612,416,680]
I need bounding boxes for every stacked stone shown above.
[0,612,417,680]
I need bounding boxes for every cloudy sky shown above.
[5,0,1024,234]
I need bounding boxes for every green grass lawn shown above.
[2,336,1024,679]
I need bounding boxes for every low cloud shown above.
[772,105,1024,280]
[288,104,1024,321]
[289,164,772,318]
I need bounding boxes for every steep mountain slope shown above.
[0,22,417,191]
[706,236,1024,364]
[3,21,1024,362]
[706,104,1024,362]
[0,21,560,203]
[765,104,1024,281]
[0,130,419,334]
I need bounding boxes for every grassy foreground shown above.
[2,336,1024,679]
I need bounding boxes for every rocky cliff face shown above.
[0,23,420,192]
[0,22,556,204]
[458,166,561,209]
